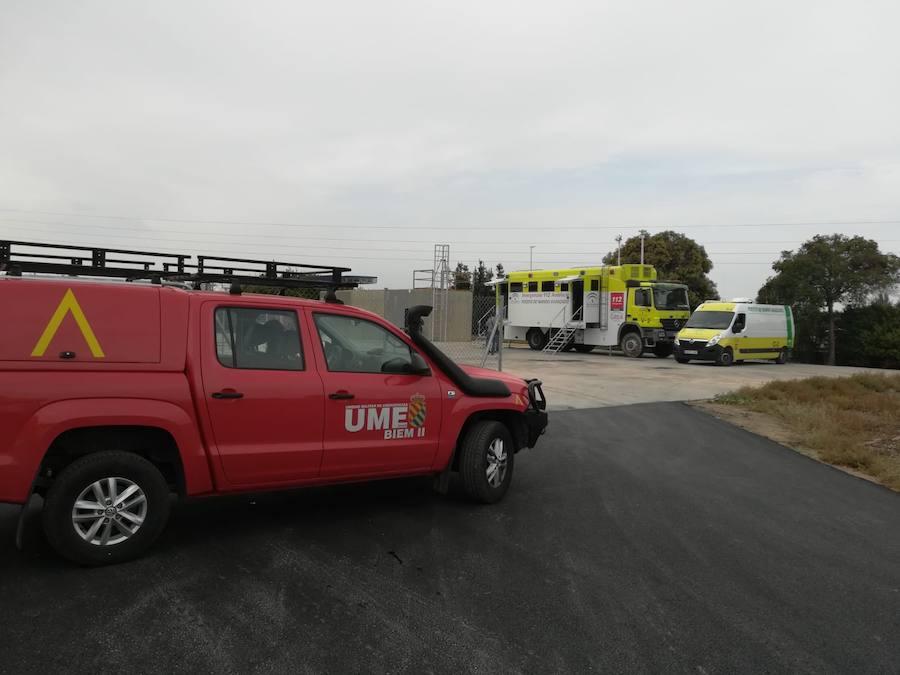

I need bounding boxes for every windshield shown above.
[685,310,735,329]
[652,286,690,310]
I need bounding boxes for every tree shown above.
[836,301,900,369]
[757,234,900,365]
[603,230,718,308]
[452,262,471,290]
[471,260,494,297]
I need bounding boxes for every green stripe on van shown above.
[785,306,794,348]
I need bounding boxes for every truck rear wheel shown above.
[619,331,643,358]
[526,328,548,351]
[42,451,171,566]
[458,421,514,504]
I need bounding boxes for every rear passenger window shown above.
[527,281,538,292]
[590,280,599,291]
[215,307,303,370]
[541,281,554,292]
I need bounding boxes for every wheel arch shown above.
[7,398,214,504]
[38,425,187,497]
[451,410,528,470]
[617,322,641,342]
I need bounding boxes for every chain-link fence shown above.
[431,293,503,371]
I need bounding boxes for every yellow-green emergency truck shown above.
[674,301,794,366]
[494,264,691,357]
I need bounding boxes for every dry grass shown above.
[711,373,900,491]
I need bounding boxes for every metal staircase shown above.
[542,306,584,354]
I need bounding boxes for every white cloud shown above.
[1,0,899,297]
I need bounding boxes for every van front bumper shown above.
[675,343,722,362]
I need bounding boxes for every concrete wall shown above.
[337,288,473,341]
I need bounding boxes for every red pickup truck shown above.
[0,276,547,565]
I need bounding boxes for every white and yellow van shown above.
[674,301,794,366]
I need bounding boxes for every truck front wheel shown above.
[619,331,643,358]
[458,421,515,504]
[42,451,171,566]
[652,343,674,358]
[526,328,548,351]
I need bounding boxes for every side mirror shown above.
[408,351,431,375]
[381,353,431,376]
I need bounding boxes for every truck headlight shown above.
[674,337,680,346]
[708,334,721,347]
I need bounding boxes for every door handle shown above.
[329,391,355,400]
[212,390,244,399]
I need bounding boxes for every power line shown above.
[3,219,898,252]
[2,208,899,231]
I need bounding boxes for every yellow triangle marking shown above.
[31,289,105,358]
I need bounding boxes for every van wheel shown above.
[574,344,594,353]
[619,331,643,358]
[458,421,515,504]
[716,347,734,367]
[526,328,548,351]
[653,343,674,358]
[42,451,171,566]
[776,349,788,364]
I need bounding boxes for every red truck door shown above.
[200,302,325,486]
[307,310,442,477]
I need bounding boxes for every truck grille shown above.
[680,339,707,348]
[661,318,686,331]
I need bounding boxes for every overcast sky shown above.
[2,0,898,298]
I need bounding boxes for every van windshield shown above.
[652,286,689,310]
[685,310,734,329]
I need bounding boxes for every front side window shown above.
[634,289,651,307]
[314,313,414,373]
[685,311,735,330]
[215,307,303,370]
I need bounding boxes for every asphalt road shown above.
[1,404,898,674]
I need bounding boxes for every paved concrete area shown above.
[2,404,898,673]
[501,346,882,410]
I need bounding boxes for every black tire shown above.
[652,343,674,358]
[458,421,515,504]
[675,357,690,364]
[619,331,643,358]
[526,328,548,351]
[716,347,734,367]
[776,349,788,364]
[42,451,171,566]
[574,344,594,353]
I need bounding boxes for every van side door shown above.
[200,302,325,486]
[308,309,443,478]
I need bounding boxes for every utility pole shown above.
[640,233,645,264]
[615,235,622,265]
[529,245,536,271]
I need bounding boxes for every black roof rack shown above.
[0,240,371,291]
